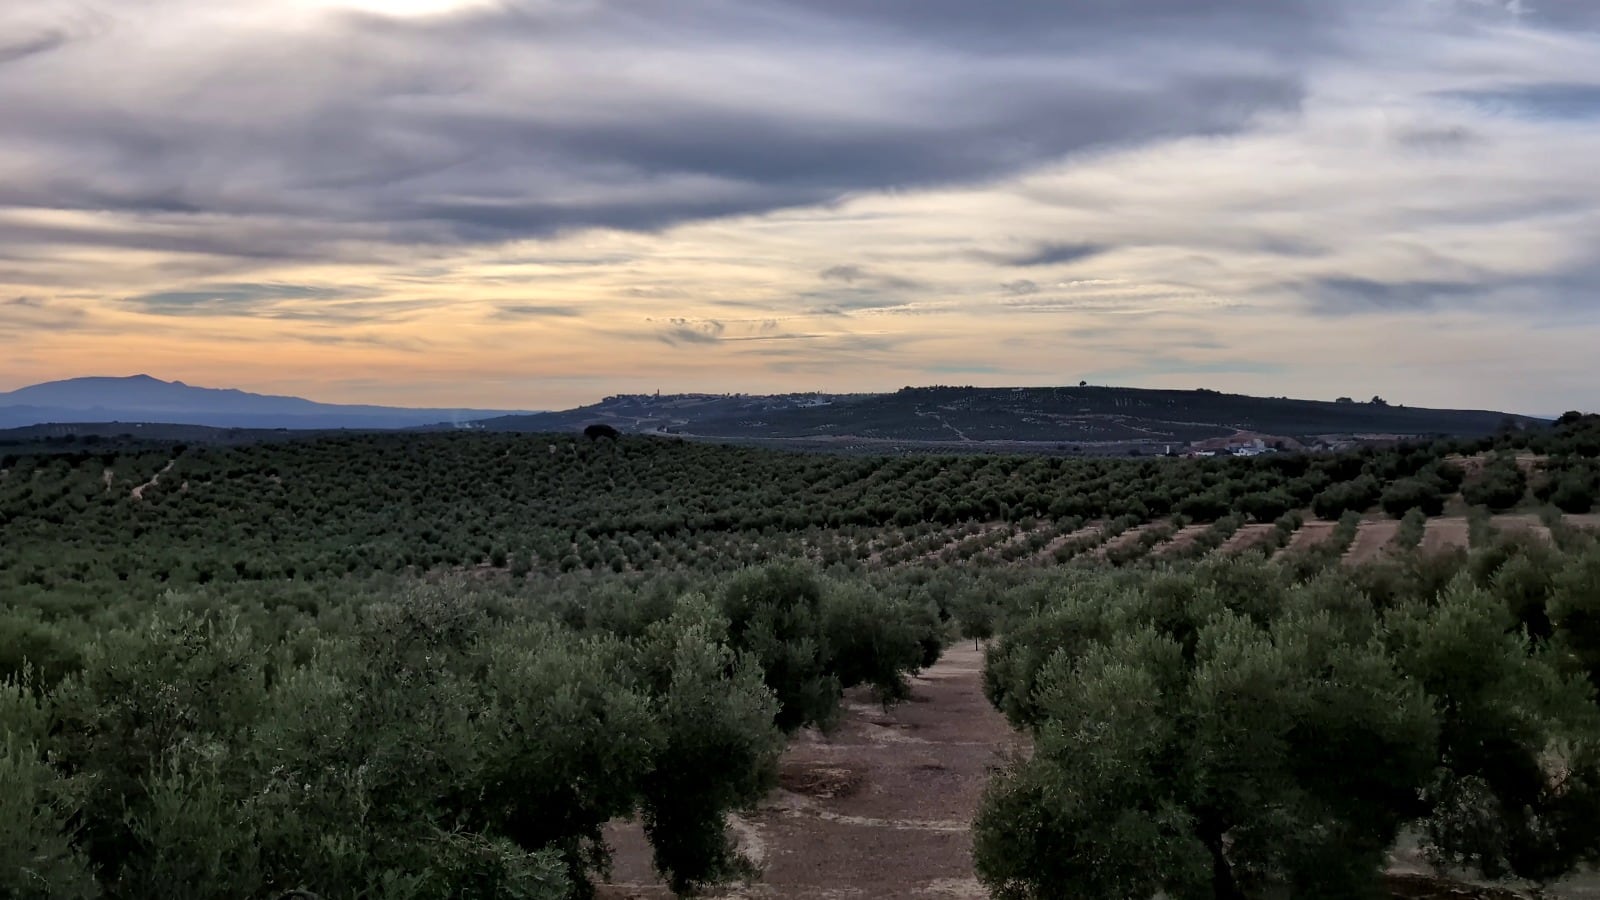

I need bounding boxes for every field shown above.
[4,414,1600,899]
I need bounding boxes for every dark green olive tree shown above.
[977,561,1600,900]
[975,573,1436,900]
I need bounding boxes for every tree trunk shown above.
[1202,827,1245,900]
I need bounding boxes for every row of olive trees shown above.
[0,563,940,900]
[973,539,1600,900]
[12,418,1600,613]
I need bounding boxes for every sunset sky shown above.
[3,0,1599,413]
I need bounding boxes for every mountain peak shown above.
[0,374,532,430]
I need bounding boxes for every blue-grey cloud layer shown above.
[0,0,1328,260]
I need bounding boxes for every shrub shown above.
[978,562,1600,898]
[976,567,1437,899]
[1462,457,1529,512]
[1381,477,1447,518]
[1312,476,1380,521]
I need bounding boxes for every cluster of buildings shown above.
[1175,433,1303,459]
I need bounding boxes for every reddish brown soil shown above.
[1420,518,1474,555]
[1490,515,1553,544]
[1150,523,1212,558]
[1344,519,1402,565]
[1218,523,1277,556]
[1446,454,1547,477]
[1286,520,1338,553]
[599,646,1012,900]
[1569,514,1600,532]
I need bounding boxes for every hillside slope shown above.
[474,386,1542,446]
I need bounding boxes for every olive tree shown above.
[977,563,1600,899]
[975,577,1436,900]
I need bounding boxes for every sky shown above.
[2,0,1599,414]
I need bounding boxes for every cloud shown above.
[0,0,1315,267]
[5,0,1600,415]
[1306,277,1485,313]
[0,294,87,333]
[998,243,1112,268]
[493,303,582,319]
[1444,83,1600,121]
[820,265,866,283]
[117,282,448,325]
[1085,357,1287,381]
[815,264,920,291]
[0,30,70,65]
[126,283,352,313]
[654,317,727,346]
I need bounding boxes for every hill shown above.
[0,374,531,430]
[471,385,1544,451]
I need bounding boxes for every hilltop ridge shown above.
[470,385,1545,452]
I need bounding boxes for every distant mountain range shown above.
[0,375,532,430]
[0,377,1551,450]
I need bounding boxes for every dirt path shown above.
[600,645,1013,899]
[594,644,1600,900]
[130,459,175,501]
[914,409,972,443]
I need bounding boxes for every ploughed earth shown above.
[600,644,1600,900]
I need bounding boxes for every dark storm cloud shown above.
[0,0,1323,263]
